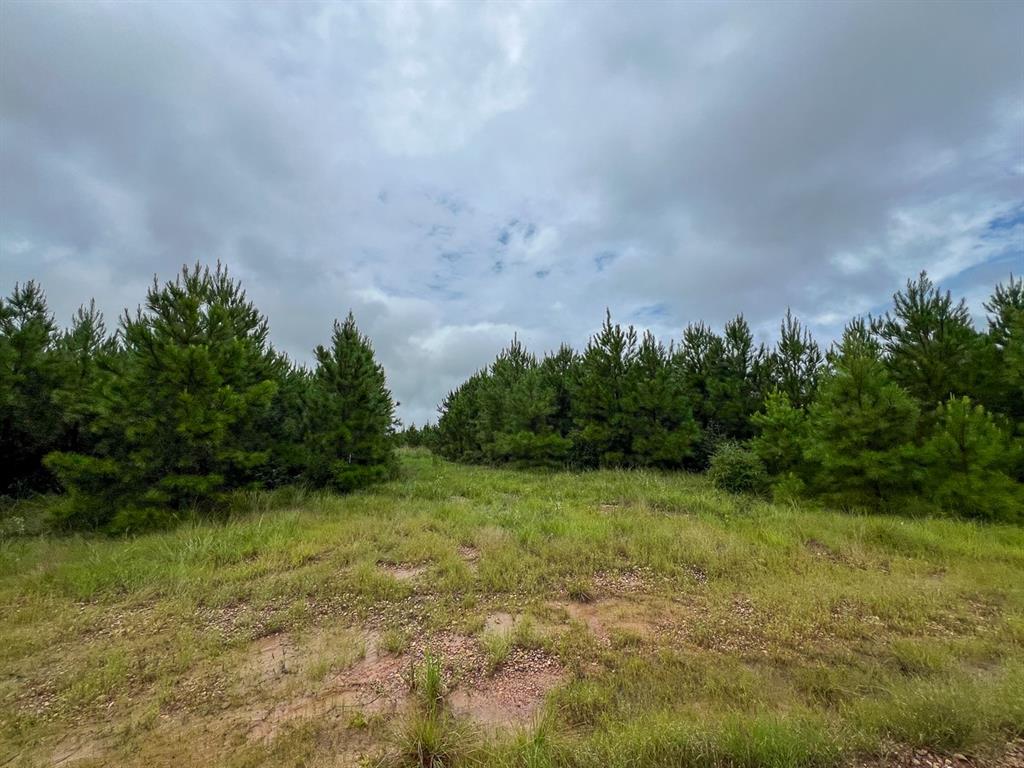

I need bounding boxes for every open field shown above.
[2,448,1023,767]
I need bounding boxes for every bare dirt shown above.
[378,562,428,582]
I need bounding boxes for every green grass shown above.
[1,447,1023,767]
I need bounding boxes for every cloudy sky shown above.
[1,1,1021,425]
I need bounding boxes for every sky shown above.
[1,1,1022,426]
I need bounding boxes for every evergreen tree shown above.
[918,396,1022,521]
[539,344,578,444]
[304,312,397,491]
[401,423,422,447]
[258,356,313,487]
[677,321,724,437]
[0,281,63,495]
[978,275,1024,428]
[677,316,770,461]
[771,309,824,410]
[572,311,637,467]
[714,315,771,439]
[477,337,535,461]
[804,319,921,508]
[874,272,978,408]
[45,264,280,527]
[492,364,572,467]
[436,370,488,462]
[751,390,809,479]
[52,300,118,458]
[624,331,700,467]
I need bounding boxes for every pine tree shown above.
[572,311,637,467]
[624,331,700,467]
[874,272,979,408]
[477,337,535,461]
[804,319,922,508]
[0,281,63,495]
[978,276,1024,428]
[436,370,488,462]
[750,390,809,479]
[714,315,771,439]
[492,364,572,467]
[918,396,1022,521]
[304,312,397,491]
[677,321,724,437]
[677,316,770,462]
[772,309,824,410]
[45,264,280,528]
[52,300,117,458]
[258,356,313,487]
[539,344,578,444]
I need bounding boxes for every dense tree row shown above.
[1,264,396,531]
[434,273,1024,522]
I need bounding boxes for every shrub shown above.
[707,442,768,495]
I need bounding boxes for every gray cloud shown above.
[2,0,1022,425]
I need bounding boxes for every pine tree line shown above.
[434,273,1024,522]
[1,263,397,531]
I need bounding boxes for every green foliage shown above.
[304,312,397,492]
[751,390,809,478]
[5,265,1022,528]
[46,264,281,525]
[918,397,1023,522]
[573,311,639,467]
[874,272,979,408]
[771,309,824,410]
[677,319,760,448]
[978,275,1024,429]
[804,321,921,509]
[624,331,701,468]
[707,442,768,495]
[1,264,395,532]
[432,274,1021,521]
[0,281,64,495]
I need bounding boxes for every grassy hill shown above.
[2,448,1022,767]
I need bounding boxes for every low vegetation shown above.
[2,449,1023,767]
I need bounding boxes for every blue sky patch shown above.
[594,251,617,271]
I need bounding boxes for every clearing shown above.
[1,449,1023,767]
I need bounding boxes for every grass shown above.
[1,447,1023,766]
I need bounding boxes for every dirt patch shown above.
[245,632,295,682]
[592,567,656,595]
[553,597,661,643]
[484,612,516,633]
[240,630,412,742]
[850,740,1024,768]
[197,600,278,640]
[52,731,112,766]
[450,646,564,728]
[379,563,428,582]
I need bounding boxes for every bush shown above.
[707,442,768,495]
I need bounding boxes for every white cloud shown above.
[1,0,1021,426]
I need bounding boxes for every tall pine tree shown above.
[0,282,64,495]
[625,331,700,468]
[804,320,921,509]
[572,311,637,467]
[874,272,978,408]
[304,312,397,491]
[978,276,1024,429]
[771,309,824,410]
[46,264,280,528]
